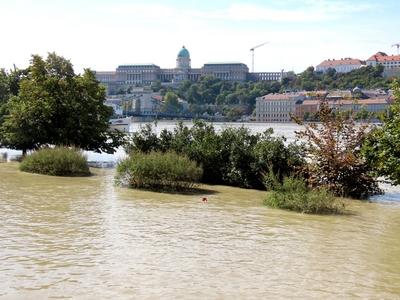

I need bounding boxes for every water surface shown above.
[1,163,400,299]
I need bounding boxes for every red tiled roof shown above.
[317,58,364,67]
[367,52,400,62]
[151,95,163,101]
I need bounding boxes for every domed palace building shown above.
[95,46,286,94]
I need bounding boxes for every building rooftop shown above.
[260,93,303,101]
[317,58,364,67]
[326,90,353,99]
[367,52,400,62]
[117,64,160,68]
[95,71,116,74]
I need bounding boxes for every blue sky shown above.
[1,0,399,73]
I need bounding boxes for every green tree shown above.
[355,106,370,120]
[150,80,162,92]
[125,120,304,189]
[0,53,124,155]
[363,81,400,184]
[0,69,10,121]
[162,91,182,113]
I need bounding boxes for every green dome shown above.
[178,46,190,58]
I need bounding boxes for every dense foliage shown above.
[153,66,394,118]
[125,121,304,189]
[162,91,182,113]
[0,53,124,154]
[264,176,344,214]
[295,103,381,199]
[283,65,392,91]
[20,147,90,176]
[0,69,10,113]
[116,151,202,191]
[362,81,400,184]
[177,76,280,107]
[0,68,21,122]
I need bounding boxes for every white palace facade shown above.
[95,46,286,94]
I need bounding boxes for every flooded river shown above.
[1,163,400,299]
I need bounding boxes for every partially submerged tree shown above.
[0,53,124,154]
[294,102,381,199]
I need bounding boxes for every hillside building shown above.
[366,52,400,68]
[366,52,400,77]
[96,46,286,94]
[316,58,365,73]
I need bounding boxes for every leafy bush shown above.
[20,147,90,176]
[125,121,304,189]
[116,151,203,191]
[264,176,344,214]
[362,81,400,185]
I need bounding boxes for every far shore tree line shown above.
[110,64,396,120]
[1,53,400,214]
[144,64,396,119]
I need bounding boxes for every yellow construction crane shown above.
[250,41,269,72]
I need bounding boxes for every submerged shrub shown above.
[20,147,90,176]
[116,151,203,191]
[125,121,304,189]
[264,176,344,214]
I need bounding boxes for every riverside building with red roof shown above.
[257,89,392,123]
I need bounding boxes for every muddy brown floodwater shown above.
[1,163,400,299]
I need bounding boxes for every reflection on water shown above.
[1,163,400,299]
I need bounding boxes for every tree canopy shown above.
[0,69,10,122]
[0,53,124,154]
[362,81,400,184]
[162,91,182,113]
[283,65,391,91]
